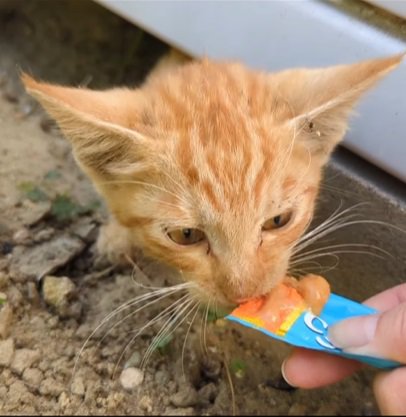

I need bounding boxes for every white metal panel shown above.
[96,0,406,183]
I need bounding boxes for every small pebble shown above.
[0,271,9,289]
[40,377,65,397]
[42,275,76,307]
[58,391,71,410]
[7,286,23,308]
[26,282,41,305]
[139,395,153,413]
[170,385,199,408]
[0,304,13,338]
[42,275,81,318]
[34,227,55,242]
[70,376,85,397]
[289,403,308,416]
[202,356,222,381]
[0,338,15,366]
[155,369,170,384]
[124,351,141,368]
[8,380,33,405]
[23,368,44,388]
[11,348,41,375]
[13,228,32,245]
[198,382,218,405]
[120,367,144,391]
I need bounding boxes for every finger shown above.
[329,303,406,363]
[281,348,362,389]
[373,367,406,415]
[364,283,406,312]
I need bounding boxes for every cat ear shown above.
[277,54,404,163]
[21,74,154,178]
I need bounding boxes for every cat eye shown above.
[262,212,292,231]
[167,228,206,246]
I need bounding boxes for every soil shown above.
[0,0,381,415]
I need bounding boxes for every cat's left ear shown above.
[21,74,156,178]
[276,54,404,163]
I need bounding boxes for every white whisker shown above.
[181,302,201,377]
[141,296,197,369]
[291,243,393,262]
[291,249,386,267]
[72,279,192,384]
[113,293,192,378]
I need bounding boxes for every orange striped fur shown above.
[22,53,403,306]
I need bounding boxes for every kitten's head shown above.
[23,54,402,306]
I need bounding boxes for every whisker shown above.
[293,213,364,254]
[72,282,191,382]
[181,302,201,377]
[113,293,192,378]
[223,352,237,416]
[291,243,393,262]
[141,296,198,369]
[141,295,194,367]
[290,249,386,267]
[200,300,211,356]
[295,202,367,245]
[204,298,212,357]
[125,253,198,293]
[97,287,191,348]
[295,217,405,256]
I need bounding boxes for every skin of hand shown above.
[281,283,406,415]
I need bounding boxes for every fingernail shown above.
[329,314,379,349]
[280,359,297,388]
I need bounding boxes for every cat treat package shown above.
[226,275,402,369]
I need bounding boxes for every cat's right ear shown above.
[274,54,404,164]
[21,74,156,178]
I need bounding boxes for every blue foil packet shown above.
[226,292,402,370]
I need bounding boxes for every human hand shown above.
[282,283,406,415]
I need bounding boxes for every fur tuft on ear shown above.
[21,74,155,178]
[274,54,404,163]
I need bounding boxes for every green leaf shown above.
[156,334,174,354]
[18,181,49,202]
[206,309,218,323]
[77,199,101,215]
[230,359,247,378]
[0,292,6,305]
[206,306,232,323]
[44,169,62,181]
[51,194,80,221]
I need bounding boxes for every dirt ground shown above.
[0,0,382,415]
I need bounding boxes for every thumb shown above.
[373,368,406,415]
[328,303,406,364]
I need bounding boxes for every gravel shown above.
[11,348,41,375]
[170,385,199,408]
[22,368,44,388]
[42,275,77,316]
[0,304,14,339]
[0,338,15,367]
[120,367,145,391]
[70,376,86,397]
[9,235,85,282]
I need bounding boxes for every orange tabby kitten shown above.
[22,53,402,307]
